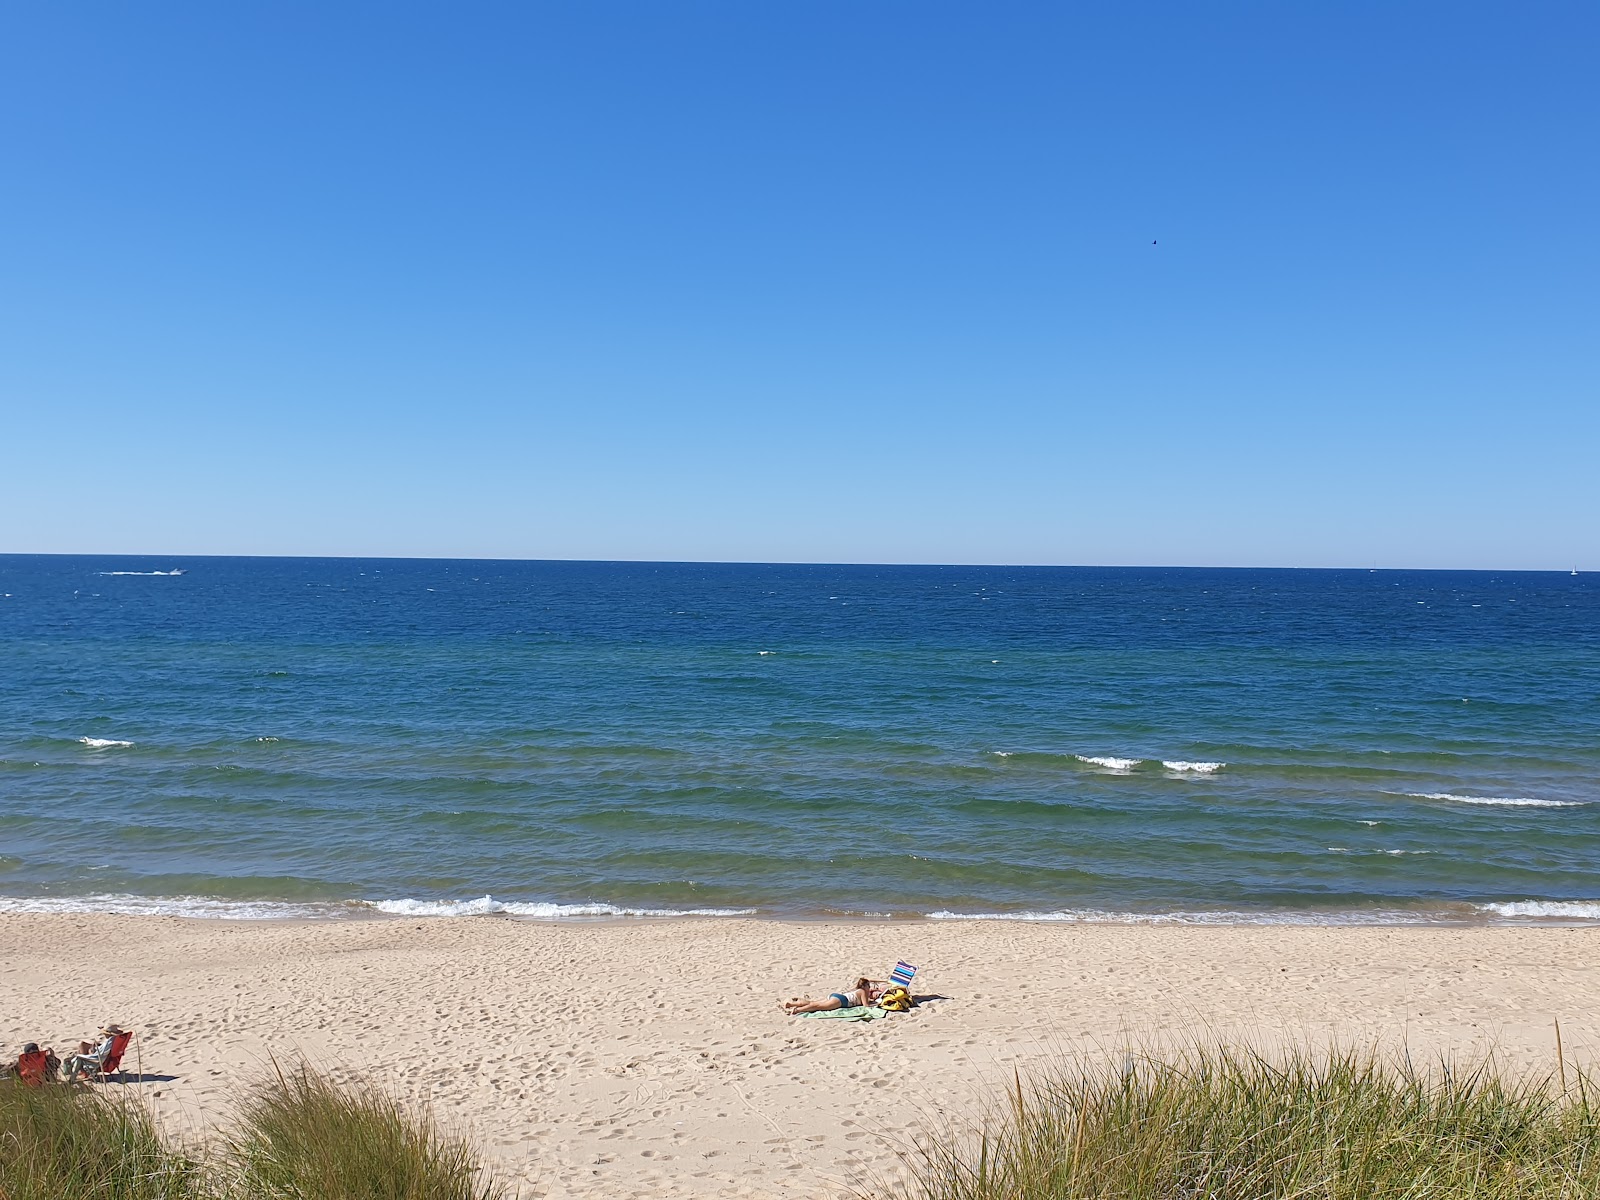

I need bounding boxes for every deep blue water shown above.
[2,556,1597,922]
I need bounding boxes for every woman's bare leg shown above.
[782,994,846,1014]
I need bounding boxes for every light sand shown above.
[3,915,1596,1198]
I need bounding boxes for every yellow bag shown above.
[877,986,911,1012]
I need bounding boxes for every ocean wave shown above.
[1075,755,1142,771]
[927,908,1456,926]
[991,752,1224,774]
[1406,792,1586,808]
[367,896,757,919]
[0,894,335,919]
[1327,848,1435,855]
[97,570,185,576]
[2,893,1597,925]
[78,737,134,749]
[1477,900,1600,920]
[930,900,1600,925]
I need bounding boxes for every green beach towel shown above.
[797,1005,888,1021]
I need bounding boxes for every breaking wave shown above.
[1075,755,1141,771]
[0,894,758,920]
[1406,792,1586,808]
[367,896,757,918]
[78,737,134,749]
[1476,900,1600,919]
[0,894,335,919]
[3,893,1599,925]
[927,908,1455,926]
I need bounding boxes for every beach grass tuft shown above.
[223,1061,505,1200]
[0,1076,209,1200]
[2,1061,504,1200]
[892,1042,1600,1200]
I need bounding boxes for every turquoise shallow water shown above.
[1,556,1597,922]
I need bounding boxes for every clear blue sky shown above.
[2,2,1595,567]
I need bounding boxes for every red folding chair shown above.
[92,1030,134,1081]
[15,1048,50,1087]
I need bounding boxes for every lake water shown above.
[2,556,1596,923]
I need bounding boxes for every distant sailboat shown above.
[1574,567,1581,576]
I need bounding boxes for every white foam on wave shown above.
[5,894,1599,925]
[78,737,134,749]
[1478,900,1600,920]
[1407,792,1586,808]
[0,894,334,919]
[97,570,185,576]
[1076,755,1141,771]
[367,896,757,919]
[1162,760,1225,773]
[1327,848,1435,855]
[928,908,1452,927]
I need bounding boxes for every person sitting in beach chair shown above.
[782,962,917,1014]
[11,1043,58,1086]
[62,1024,131,1083]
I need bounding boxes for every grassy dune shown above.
[0,1079,205,1200]
[0,1064,502,1200]
[893,1043,1599,1200]
[226,1063,504,1200]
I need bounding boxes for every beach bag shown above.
[877,986,911,1012]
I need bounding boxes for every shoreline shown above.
[4,913,1597,1198]
[4,893,1600,926]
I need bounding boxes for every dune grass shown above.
[222,1062,505,1200]
[0,1076,209,1200]
[1,1063,503,1200]
[893,1043,1600,1200]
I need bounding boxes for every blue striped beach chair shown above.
[888,961,917,991]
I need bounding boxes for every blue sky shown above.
[2,2,1595,567]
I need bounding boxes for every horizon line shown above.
[0,551,1586,574]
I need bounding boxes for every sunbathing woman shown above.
[782,975,887,1014]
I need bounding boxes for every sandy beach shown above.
[2,915,1595,1198]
